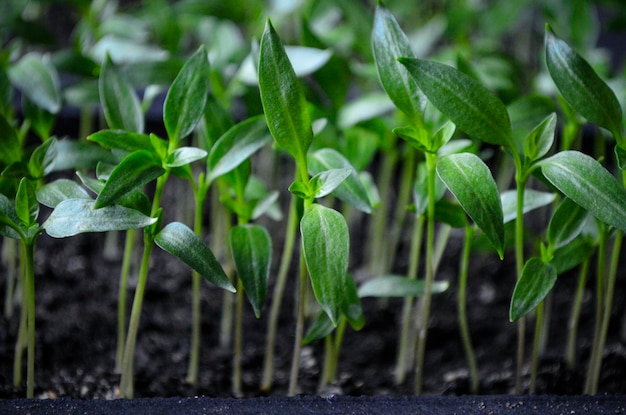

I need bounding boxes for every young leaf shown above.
[550,235,595,274]
[303,311,334,345]
[540,151,626,231]
[436,153,504,257]
[372,4,426,123]
[510,258,557,321]
[309,168,352,199]
[547,197,590,250]
[206,116,272,183]
[43,199,157,238]
[36,179,91,208]
[358,275,449,298]
[398,58,513,149]
[545,25,623,141]
[501,189,556,224]
[163,46,210,141]
[259,19,313,166]
[28,137,57,179]
[229,224,272,318]
[308,148,372,214]
[155,222,235,292]
[15,178,38,227]
[87,130,153,153]
[8,52,61,114]
[95,150,165,209]
[301,204,349,325]
[164,147,207,168]
[523,112,556,163]
[99,56,144,133]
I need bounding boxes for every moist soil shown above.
[1,215,625,400]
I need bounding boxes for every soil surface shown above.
[1,211,626,400]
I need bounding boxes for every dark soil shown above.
[1,212,625,399]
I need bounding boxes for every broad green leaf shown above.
[393,124,431,153]
[0,113,21,165]
[90,35,169,64]
[399,58,513,149]
[510,258,557,321]
[436,153,504,257]
[372,4,426,123]
[8,53,60,113]
[43,199,156,238]
[165,147,207,168]
[523,113,556,163]
[301,204,350,325]
[99,56,144,133]
[95,150,165,209]
[337,92,395,130]
[36,179,91,208]
[547,197,590,250]
[310,168,352,199]
[163,46,210,141]
[501,189,556,224]
[49,139,117,172]
[0,193,21,239]
[15,178,38,226]
[229,224,272,318]
[550,235,595,274]
[540,151,626,231]
[259,19,313,166]
[545,25,623,141]
[358,275,449,298]
[87,130,153,153]
[155,222,235,292]
[206,116,272,183]
[308,148,372,214]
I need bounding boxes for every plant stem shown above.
[22,241,35,398]
[3,238,18,319]
[565,259,589,369]
[395,215,424,385]
[288,247,308,396]
[115,229,135,373]
[232,278,245,396]
[458,225,479,394]
[261,193,299,393]
[529,301,544,394]
[414,152,437,395]
[514,165,527,394]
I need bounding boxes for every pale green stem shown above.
[3,238,18,319]
[115,229,136,373]
[530,301,544,394]
[288,247,308,396]
[458,225,479,394]
[566,259,589,369]
[13,242,27,389]
[232,278,245,396]
[514,165,527,394]
[19,241,36,398]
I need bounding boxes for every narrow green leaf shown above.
[510,258,557,321]
[165,147,207,168]
[501,189,556,224]
[523,113,556,163]
[95,150,165,209]
[310,168,352,199]
[399,58,513,149]
[259,19,313,165]
[99,56,144,133]
[15,178,38,226]
[545,25,623,141]
[547,197,590,250]
[301,204,349,325]
[540,151,626,231]
[8,52,61,113]
[436,153,504,257]
[551,235,595,275]
[163,46,210,141]
[87,130,153,153]
[43,199,156,238]
[155,222,235,292]
[303,311,334,345]
[0,194,21,239]
[358,275,449,298]
[343,273,365,330]
[229,224,272,318]
[28,137,57,178]
[206,116,272,183]
[308,148,372,213]
[508,94,556,155]
[372,4,426,123]
[36,179,91,208]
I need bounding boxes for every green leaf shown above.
[99,56,144,133]
[501,189,556,224]
[398,58,513,149]
[8,53,61,113]
[23,97,55,140]
[165,147,207,168]
[155,222,235,292]
[358,275,449,298]
[540,151,626,231]
[413,162,447,217]
[49,139,118,172]
[229,224,272,318]
[372,4,426,123]
[36,179,91,208]
[545,25,623,141]
[43,199,157,238]
[0,113,21,165]
[308,148,372,214]
[508,95,556,155]
[15,178,38,227]
[342,273,364,330]
[28,137,57,178]
[337,92,395,130]
[436,153,504,257]
[523,113,556,163]
[95,150,165,209]
[301,204,350,325]
[550,235,595,274]
[434,198,468,228]
[303,311,334,345]
[259,19,313,166]
[0,194,21,239]
[87,130,153,153]
[547,197,590,250]
[510,258,557,321]
[163,46,210,141]
[206,116,272,183]
[309,168,352,199]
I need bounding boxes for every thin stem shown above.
[3,238,18,319]
[530,301,544,394]
[23,241,35,398]
[319,333,334,391]
[414,152,437,395]
[232,278,245,396]
[458,225,479,394]
[514,166,527,394]
[566,259,589,369]
[288,247,308,396]
[115,229,135,373]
